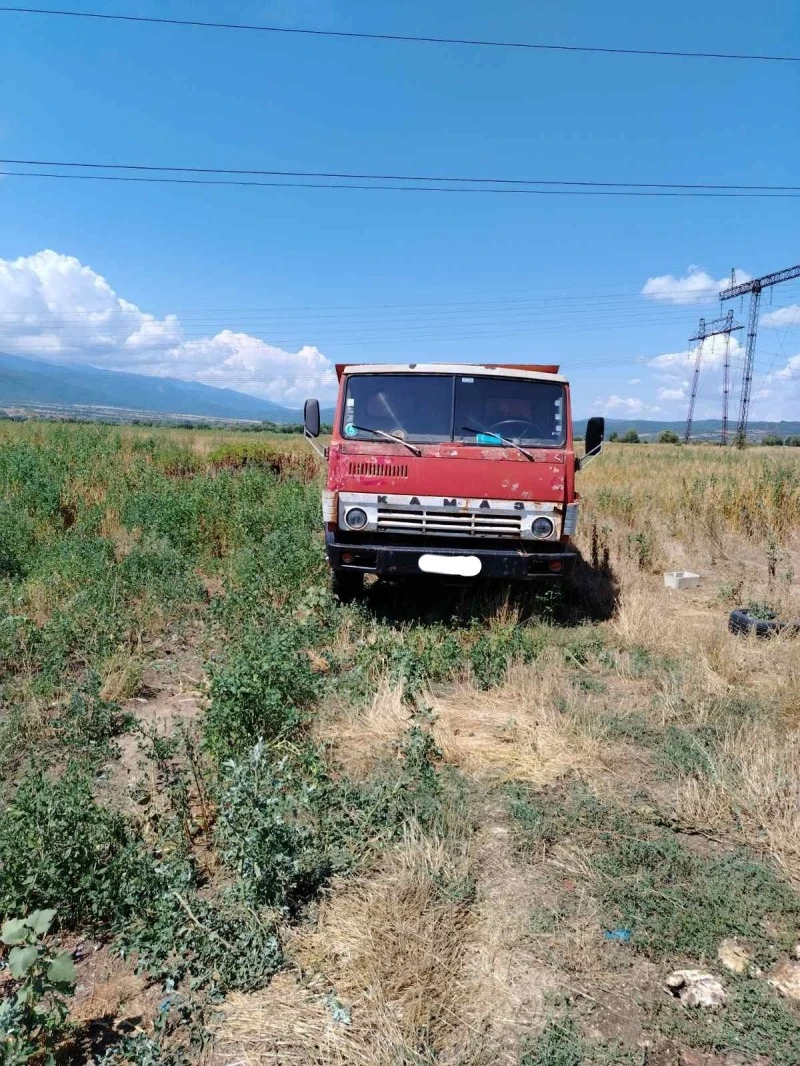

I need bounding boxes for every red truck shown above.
[303,362,603,600]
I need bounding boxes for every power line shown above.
[2,286,765,315]
[3,170,799,197]
[2,7,798,63]
[3,157,798,193]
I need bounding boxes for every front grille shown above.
[377,507,522,538]
[348,461,409,478]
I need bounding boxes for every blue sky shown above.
[1,0,799,418]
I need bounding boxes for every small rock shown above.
[717,938,753,975]
[794,943,800,960]
[665,970,726,1008]
[768,959,800,1001]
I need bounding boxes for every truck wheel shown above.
[331,569,364,603]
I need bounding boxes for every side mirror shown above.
[585,416,605,456]
[304,398,321,438]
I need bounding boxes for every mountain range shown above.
[0,352,304,422]
[1,353,797,438]
[573,417,800,439]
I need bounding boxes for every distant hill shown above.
[0,352,304,422]
[574,417,800,441]
[0,354,793,437]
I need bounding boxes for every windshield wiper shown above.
[461,425,536,462]
[350,424,422,457]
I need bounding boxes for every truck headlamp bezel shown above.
[531,516,556,539]
[344,506,369,530]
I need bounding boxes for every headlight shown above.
[531,516,555,539]
[344,507,368,530]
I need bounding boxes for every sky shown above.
[1,0,799,419]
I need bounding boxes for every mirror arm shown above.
[304,429,328,459]
[577,441,604,471]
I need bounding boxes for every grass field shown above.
[1,422,799,1065]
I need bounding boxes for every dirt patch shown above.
[102,648,206,805]
[55,940,164,1061]
[70,942,157,1027]
[460,800,556,1065]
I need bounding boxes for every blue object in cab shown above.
[476,432,503,445]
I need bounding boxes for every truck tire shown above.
[728,607,783,638]
[331,569,364,603]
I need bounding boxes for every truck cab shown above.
[304,362,603,599]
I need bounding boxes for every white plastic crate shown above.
[664,571,700,590]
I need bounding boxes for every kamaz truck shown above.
[303,362,603,599]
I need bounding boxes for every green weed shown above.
[656,724,718,778]
[521,1014,643,1066]
[0,909,77,1065]
[0,765,152,929]
[507,782,623,851]
[205,621,321,760]
[655,979,800,1066]
[600,712,661,746]
[597,835,800,964]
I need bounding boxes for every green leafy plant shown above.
[205,622,321,759]
[214,739,335,910]
[0,765,152,928]
[745,600,777,621]
[0,909,76,1065]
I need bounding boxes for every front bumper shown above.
[325,532,576,580]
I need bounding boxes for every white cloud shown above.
[641,265,749,305]
[0,250,337,404]
[775,353,800,380]
[742,352,800,420]
[761,304,800,327]
[648,335,744,372]
[627,377,641,385]
[594,394,661,417]
[657,387,686,401]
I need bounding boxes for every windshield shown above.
[341,373,566,447]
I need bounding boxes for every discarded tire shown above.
[728,607,796,638]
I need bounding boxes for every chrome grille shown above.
[377,506,522,538]
[348,461,409,478]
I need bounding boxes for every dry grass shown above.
[576,451,800,889]
[580,443,800,544]
[214,826,490,1066]
[214,810,566,1066]
[429,657,604,784]
[319,654,604,787]
[316,679,411,778]
[99,650,144,702]
[676,720,800,884]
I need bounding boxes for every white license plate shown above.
[418,554,482,577]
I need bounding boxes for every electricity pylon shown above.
[684,311,742,443]
[720,263,800,446]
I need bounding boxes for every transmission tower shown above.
[720,262,800,446]
[721,327,734,445]
[721,269,735,444]
[685,311,742,443]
